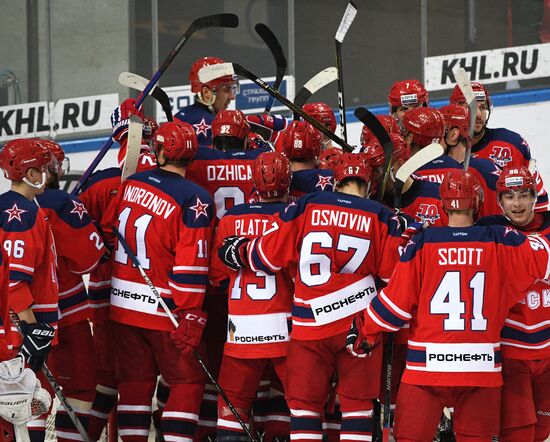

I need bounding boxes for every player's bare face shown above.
[500,190,535,225]
[213,83,237,113]
[474,101,489,134]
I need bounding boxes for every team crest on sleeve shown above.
[193,118,211,137]
[316,174,333,191]
[70,200,88,220]
[415,204,440,224]
[190,197,210,220]
[4,203,28,223]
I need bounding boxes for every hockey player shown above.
[175,57,239,147]
[359,114,400,149]
[212,151,293,442]
[0,139,59,441]
[219,153,403,442]
[282,120,334,201]
[302,102,338,151]
[34,139,105,442]
[347,169,550,441]
[387,79,429,131]
[449,81,549,211]
[476,167,550,442]
[99,120,214,442]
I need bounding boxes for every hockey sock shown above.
[290,409,322,442]
[88,384,118,440]
[55,394,93,442]
[263,387,290,441]
[26,414,46,442]
[323,403,341,442]
[161,383,204,441]
[340,409,373,442]
[251,378,270,435]
[153,377,170,431]
[196,384,218,439]
[217,405,251,442]
[117,380,156,442]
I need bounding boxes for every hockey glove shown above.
[246,114,287,142]
[400,221,428,248]
[171,309,207,355]
[346,314,377,358]
[218,236,250,271]
[111,98,145,142]
[19,322,55,372]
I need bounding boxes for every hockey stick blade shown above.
[71,13,238,196]
[119,72,173,121]
[455,67,477,170]
[122,115,143,181]
[199,63,353,152]
[335,1,358,43]
[255,23,287,114]
[354,107,393,201]
[293,67,338,120]
[393,143,445,210]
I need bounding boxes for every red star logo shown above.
[190,197,209,220]
[4,203,28,223]
[316,175,333,191]
[193,118,211,137]
[70,201,88,221]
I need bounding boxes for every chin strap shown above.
[196,92,216,114]
[22,172,46,190]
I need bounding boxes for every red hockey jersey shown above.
[400,179,448,227]
[246,191,402,340]
[36,189,105,327]
[362,225,550,387]
[289,169,334,202]
[102,168,215,331]
[0,191,59,342]
[186,146,272,220]
[211,202,293,358]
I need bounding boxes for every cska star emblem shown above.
[316,174,333,191]
[4,203,28,223]
[193,118,211,137]
[70,201,88,221]
[190,197,209,220]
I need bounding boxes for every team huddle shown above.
[0,54,547,442]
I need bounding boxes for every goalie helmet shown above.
[282,121,322,161]
[0,139,52,181]
[333,153,372,189]
[153,121,198,162]
[388,79,429,112]
[35,139,70,177]
[496,166,536,197]
[360,115,400,147]
[302,102,337,133]
[439,104,470,139]
[253,151,291,199]
[189,56,238,93]
[402,107,445,148]
[440,169,483,215]
[449,81,492,107]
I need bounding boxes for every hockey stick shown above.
[199,62,354,152]
[121,115,144,181]
[292,67,338,120]
[9,311,93,442]
[118,72,173,121]
[455,67,476,170]
[112,228,259,442]
[255,24,287,114]
[335,1,357,142]
[353,107,393,202]
[71,13,239,196]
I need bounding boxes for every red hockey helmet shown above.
[388,79,429,111]
[360,139,385,168]
[449,81,492,107]
[153,121,198,162]
[496,166,536,197]
[333,153,372,188]
[34,139,70,176]
[212,110,250,140]
[402,107,445,148]
[318,147,343,170]
[189,56,238,93]
[253,151,291,199]
[440,169,483,215]
[0,139,52,181]
[439,104,470,139]
[390,133,410,163]
[282,121,322,161]
[360,115,400,147]
[142,117,159,144]
[302,102,337,133]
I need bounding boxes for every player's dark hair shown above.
[213,135,245,151]
[336,177,367,192]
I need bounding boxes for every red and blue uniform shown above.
[400,179,448,227]
[289,169,334,202]
[175,102,215,148]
